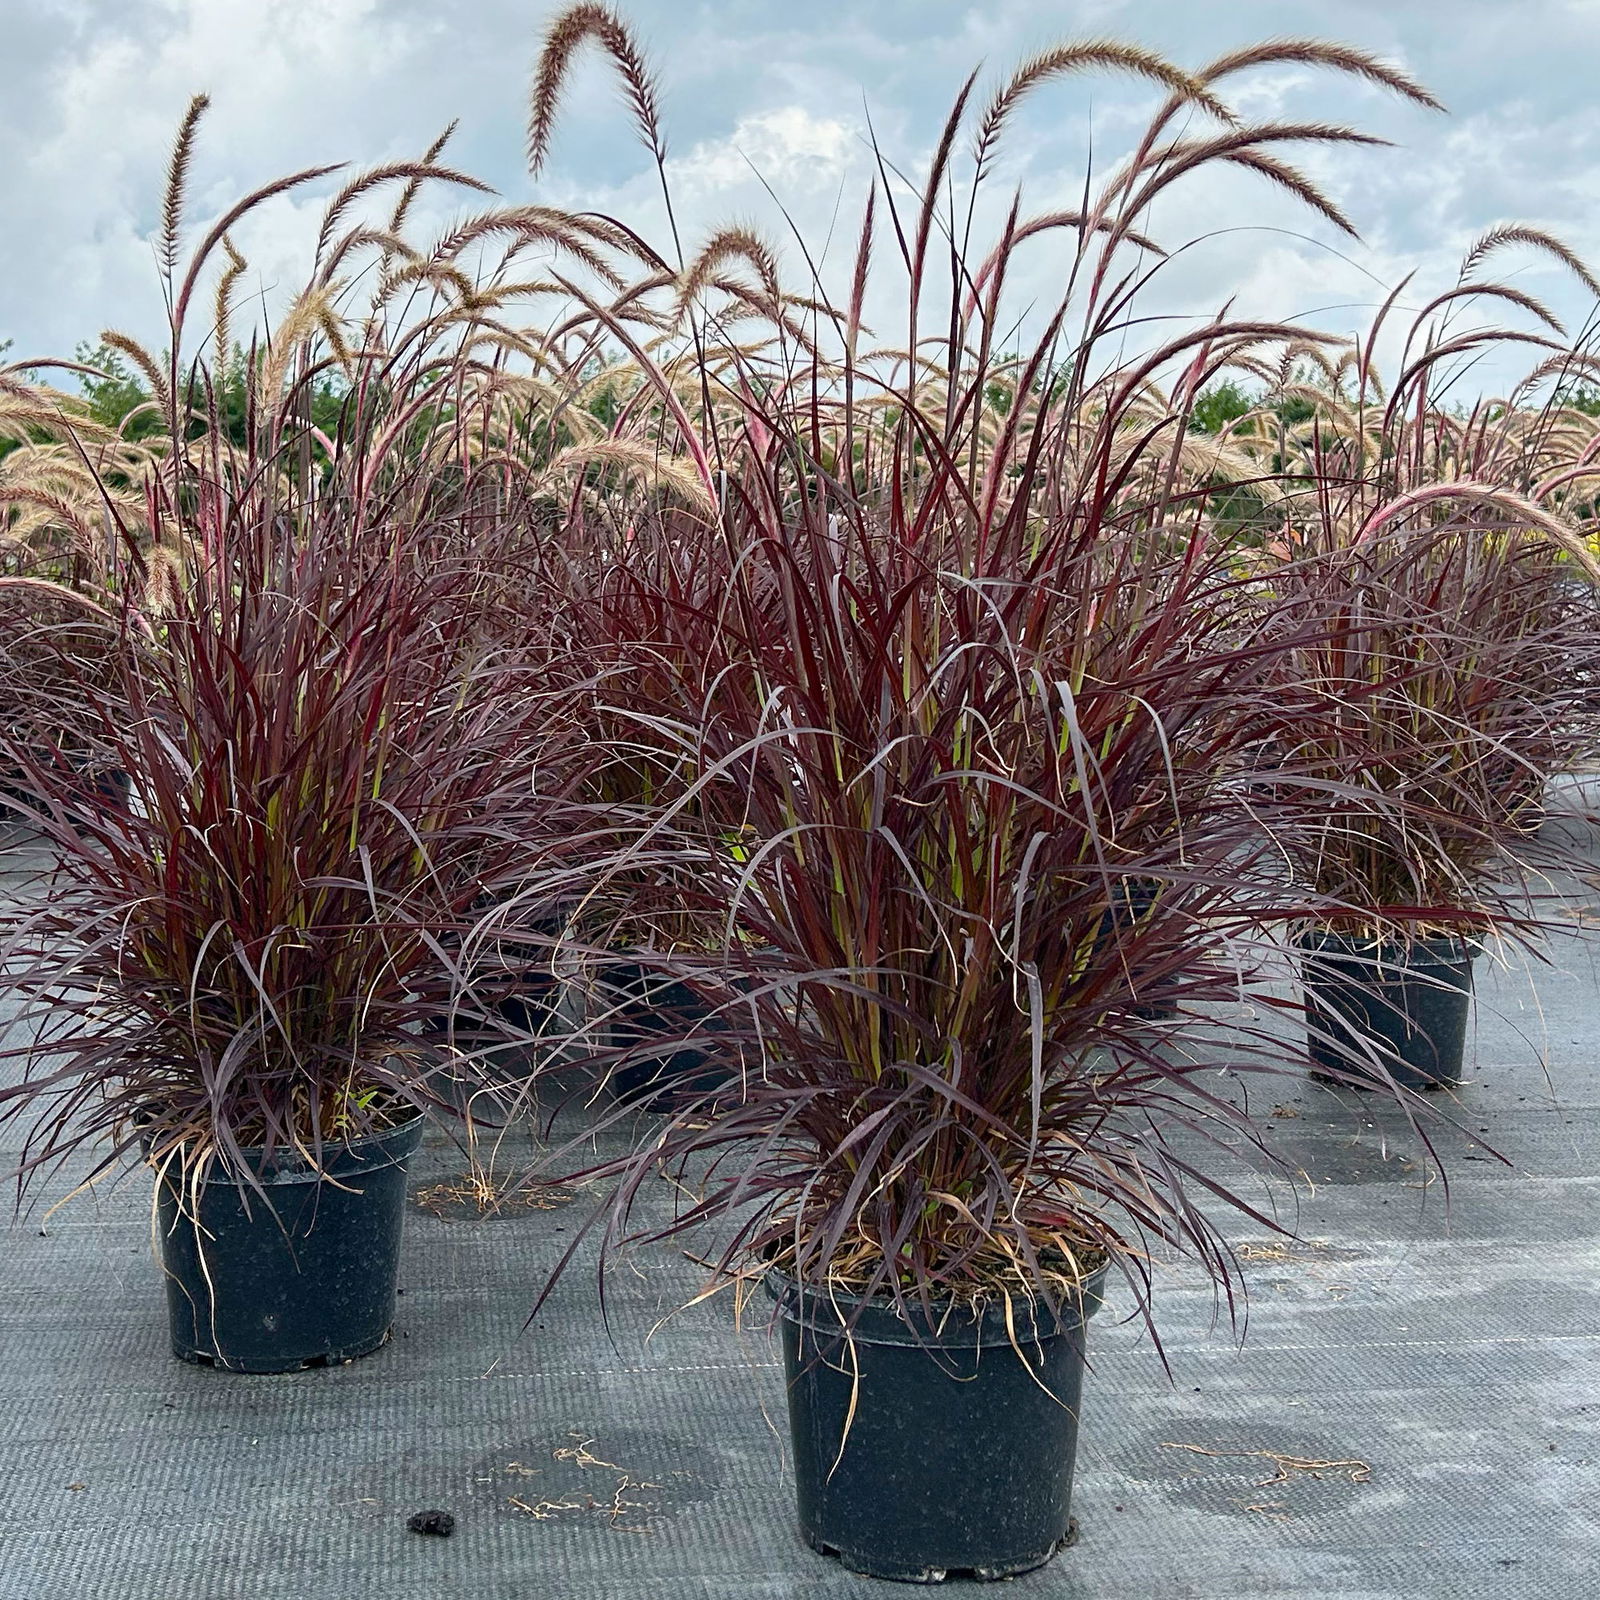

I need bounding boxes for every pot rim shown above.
[144,1108,427,1187]
[764,1257,1109,1348]
[1295,926,1480,959]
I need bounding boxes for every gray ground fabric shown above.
[2,802,1597,1600]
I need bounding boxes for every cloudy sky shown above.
[5,0,1600,390]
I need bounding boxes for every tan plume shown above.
[975,43,1229,179]
[161,94,211,275]
[528,4,666,178]
[1460,226,1600,299]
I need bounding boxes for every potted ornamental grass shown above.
[522,12,1437,1578]
[0,481,584,1368]
[1279,520,1600,1090]
[0,515,540,1370]
[525,629,749,1112]
[0,123,601,1371]
[544,403,1345,1580]
[1258,269,1600,1091]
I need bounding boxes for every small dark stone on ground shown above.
[407,1510,456,1538]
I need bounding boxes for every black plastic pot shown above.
[88,766,132,815]
[154,1114,425,1373]
[421,912,566,1113]
[425,971,561,1049]
[1,760,130,825]
[429,900,569,1045]
[422,975,562,1125]
[1095,878,1177,1021]
[604,964,740,1110]
[1298,930,1476,1092]
[767,1262,1107,1582]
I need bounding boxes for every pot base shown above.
[803,1518,1079,1584]
[173,1326,392,1375]
[1307,1068,1453,1094]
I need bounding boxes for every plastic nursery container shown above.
[604,963,740,1110]
[1298,930,1476,1091]
[154,1114,425,1373]
[767,1262,1108,1583]
[0,760,130,825]
[1096,877,1178,1021]
[427,905,567,1045]
[424,971,562,1111]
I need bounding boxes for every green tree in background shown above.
[73,341,351,447]
[1186,378,1321,435]
[1186,378,1256,435]
[75,343,167,441]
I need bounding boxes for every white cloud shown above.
[669,108,863,197]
